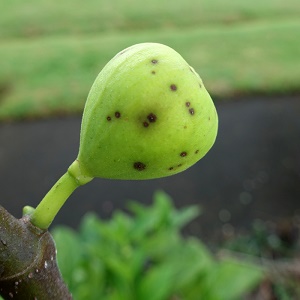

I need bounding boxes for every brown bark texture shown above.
[0,205,72,300]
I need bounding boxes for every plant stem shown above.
[30,172,78,230]
[30,160,93,230]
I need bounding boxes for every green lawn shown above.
[1,0,300,39]
[0,0,299,120]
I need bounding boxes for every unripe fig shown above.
[30,43,218,230]
[78,43,218,180]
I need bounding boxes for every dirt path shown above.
[0,95,299,240]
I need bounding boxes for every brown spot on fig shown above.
[170,84,177,91]
[189,108,195,115]
[178,164,182,167]
[180,152,187,157]
[185,102,191,107]
[147,113,157,123]
[119,47,131,55]
[151,71,156,74]
[151,59,158,64]
[118,49,128,56]
[134,162,146,171]
[107,116,111,121]
[195,150,199,154]
[143,122,149,127]
[169,167,174,170]
[115,112,121,118]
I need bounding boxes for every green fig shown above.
[30,43,218,230]
[78,43,218,180]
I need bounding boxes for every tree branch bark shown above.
[0,205,72,299]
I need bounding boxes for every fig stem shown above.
[30,160,93,230]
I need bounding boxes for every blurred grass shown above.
[0,0,299,120]
[1,0,300,38]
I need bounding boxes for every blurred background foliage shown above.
[52,191,263,300]
[0,0,299,120]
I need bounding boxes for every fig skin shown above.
[77,43,218,180]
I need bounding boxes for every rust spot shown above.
[115,112,121,118]
[170,84,177,91]
[195,150,199,154]
[184,126,187,129]
[107,116,111,121]
[143,122,149,127]
[189,108,195,115]
[185,102,191,107]
[151,59,158,64]
[134,162,146,171]
[147,113,157,123]
[169,167,174,170]
[178,164,182,167]
[199,83,202,88]
[180,152,187,157]
[151,71,156,74]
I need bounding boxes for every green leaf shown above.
[137,264,177,300]
[174,238,214,289]
[203,259,263,300]
[79,212,103,243]
[52,226,82,289]
[128,191,174,240]
[171,205,201,229]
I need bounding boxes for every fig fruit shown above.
[78,43,218,180]
[30,43,218,230]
